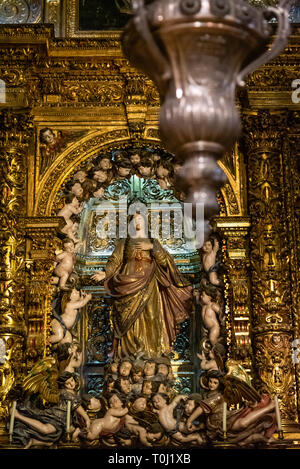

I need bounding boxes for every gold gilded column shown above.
[243,109,298,428]
[25,217,62,367]
[0,109,32,442]
[212,217,252,373]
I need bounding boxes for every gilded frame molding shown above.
[65,0,124,38]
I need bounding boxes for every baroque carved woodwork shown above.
[243,109,299,424]
[0,22,299,446]
[0,108,31,438]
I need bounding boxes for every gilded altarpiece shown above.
[0,22,299,447]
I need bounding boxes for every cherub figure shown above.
[81,178,97,200]
[113,158,132,182]
[141,380,156,398]
[197,350,220,372]
[39,128,65,173]
[200,288,224,347]
[146,422,167,446]
[155,361,170,382]
[60,215,81,243]
[81,395,104,420]
[129,150,141,169]
[73,170,88,185]
[105,360,119,381]
[70,182,84,199]
[92,168,109,185]
[103,377,116,398]
[93,185,105,198]
[124,397,152,447]
[98,155,113,172]
[156,161,174,189]
[131,365,144,395]
[50,289,92,345]
[55,342,83,373]
[118,358,133,378]
[152,393,204,445]
[51,238,80,289]
[114,377,133,398]
[144,360,157,381]
[202,237,222,286]
[73,392,127,443]
[137,158,154,179]
[57,194,83,230]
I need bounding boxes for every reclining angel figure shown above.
[188,367,277,447]
[9,357,90,449]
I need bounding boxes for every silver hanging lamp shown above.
[122,0,292,239]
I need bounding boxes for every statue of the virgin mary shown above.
[92,213,193,358]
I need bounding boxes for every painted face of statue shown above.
[272,334,282,346]
[142,381,152,396]
[65,376,76,391]
[131,213,146,233]
[120,378,132,394]
[99,158,111,170]
[64,241,75,253]
[156,165,169,178]
[158,383,167,394]
[201,291,212,305]
[144,361,156,376]
[152,153,161,163]
[157,364,169,376]
[94,187,105,198]
[118,166,131,177]
[152,394,166,410]
[70,289,80,301]
[133,397,147,412]
[88,397,101,411]
[130,154,141,166]
[139,165,152,177]
[119,361,132,377]
[148,431,162,442]
[208,377,220,391]
[184,400,196,416]
[109,394,123,409]
[74,171,87,184]
[203,240,213,253]
[132,371,142,383]
[93,170,108,183]
[71,182,84,197]
[41,129,55,145]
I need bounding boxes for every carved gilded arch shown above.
[35,128,131,216]
[34,128,245,218]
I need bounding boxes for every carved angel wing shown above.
[213,348,225,373]
[223,375,261,406]
[23,356,60,404]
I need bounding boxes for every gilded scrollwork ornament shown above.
[0,21,298,447]
[0,109,32,439]
[243,109,298,423]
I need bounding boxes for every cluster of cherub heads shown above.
[62,147,184,207]
[103,356,175,400]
